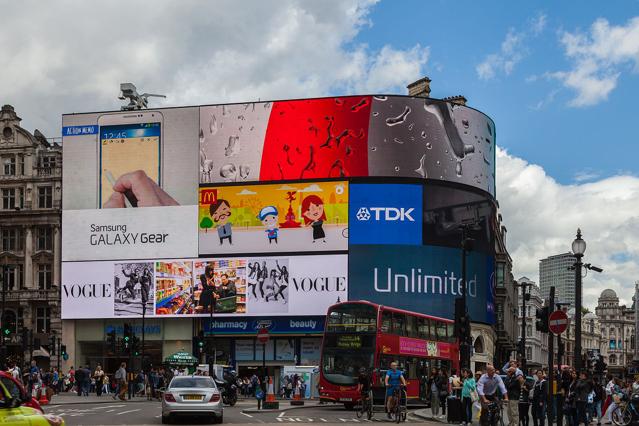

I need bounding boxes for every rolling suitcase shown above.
[446,396,464,423]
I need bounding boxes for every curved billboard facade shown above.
[61,95,496,323]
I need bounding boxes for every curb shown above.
[413,409,445,422]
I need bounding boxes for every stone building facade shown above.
[595,289,635,376]
[517,277,548,370]
[0,105,62,368]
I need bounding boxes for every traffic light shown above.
[123,323,132,352]
[131,336,140,356]
[49,335,56,356]
[1,327,10,338]
[454,298,470,338]
[535,306,549,333]
[194,330,205,354]
[106,329,117,353]
[517,340,525,357]
[60,345,67,358]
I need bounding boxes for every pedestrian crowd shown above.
[429,359,639,426]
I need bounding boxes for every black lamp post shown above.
[572,229,586,371]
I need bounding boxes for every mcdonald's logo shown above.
[200,189,218,205]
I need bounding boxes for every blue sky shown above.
[359,0,638,184]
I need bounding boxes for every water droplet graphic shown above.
[408,123,415,131]
[209,115,218,135]
[486,122,492,136]
[436,160,441,166]
[445,149,449,154]
[463,144,475,155]
[426,142,432,150]
[414,154,428,178]
[220,163,237,179]
[225,136,240,157]
[372,112,379,116]
[351,98,369,112]
[239,164,250,179]
[199,128,204,144]
[462,119,470,128]
[421,131,427,138]
[393,137,405,144]
[373,95,388,101]
[386,106,411,126]
[371,146,377,151]
[456,161,462,177]
[394,166,400,172]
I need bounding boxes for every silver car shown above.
[162,375,223,424]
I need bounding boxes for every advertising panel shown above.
[367,96,496,196]
[199,181,348,255]
[349,183,422,245]
[204,316,325,335]
[61,254,347,319]
[348,244,495,324]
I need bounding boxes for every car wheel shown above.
[161,414,171,424]
[213,414,224,424]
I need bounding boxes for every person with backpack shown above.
[574,371,592,426]
[504,368,522,426]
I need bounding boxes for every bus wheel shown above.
[344,403,355,410]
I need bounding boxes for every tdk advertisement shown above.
[349,183,422,245]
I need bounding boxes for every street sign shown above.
[549,310,569,335]
[257,327,270,344]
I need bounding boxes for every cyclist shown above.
[357,367,372,402]
[477,364,509,426]
[385,361,407,419]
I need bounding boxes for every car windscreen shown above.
[170,377,215,388]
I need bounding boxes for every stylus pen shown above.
[105,170,137,208]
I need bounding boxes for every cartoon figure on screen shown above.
[258,206,279,244]
[301,195,326,243]
[210,199,233,245]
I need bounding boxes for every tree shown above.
[200,217,213,233]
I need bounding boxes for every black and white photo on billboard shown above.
[246,258,289,314]
[114,262,154,316]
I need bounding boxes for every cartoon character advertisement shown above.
[198,181,348,255]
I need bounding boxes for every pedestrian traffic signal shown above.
[60,344,67,357]
[106,329,117,353]
[535,307,549,333]
[123,323,132,352]
[131,336,140,356]
[194,330,205,355]
[453,298,470,339]
[1,327,10,337]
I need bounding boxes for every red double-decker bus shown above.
[319,301,459,408]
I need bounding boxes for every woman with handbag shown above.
[461,368,477,426]
[439,369,450,418]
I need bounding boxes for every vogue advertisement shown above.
[61,254,347,319]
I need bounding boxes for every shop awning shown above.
[33,347,50,358]
[164,351,198,366]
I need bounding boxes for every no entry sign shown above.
[257,327,270,344]
[549,310,569,335]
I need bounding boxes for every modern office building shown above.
[540,252,576,306]
[0,104,62,369]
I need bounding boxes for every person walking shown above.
[591,377,604,426]
[461,368,477,426]
[94,365,105,396]
[428,367,441,418]
[574,371,592,426]
[439,369,449,418]
[74,365,85,397]
[532,370,548,426]
[518,374,531,426]
[114,362,127,401]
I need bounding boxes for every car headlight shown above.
[44,414,64,426]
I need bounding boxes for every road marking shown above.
[116,408,141,415]
[279,411,287,417]
[241,412,254,418]
[106,409,116,412]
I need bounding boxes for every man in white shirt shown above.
[477,365,509,426]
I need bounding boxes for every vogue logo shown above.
[292,276,346,292]
[62,283,112,298]
[355,207,415,222]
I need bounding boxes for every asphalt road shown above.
[43,399,430,426]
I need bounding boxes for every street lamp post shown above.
[572,229,586,371]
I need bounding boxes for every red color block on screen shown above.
[259,96,371,181]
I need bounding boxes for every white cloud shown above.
[476,13,546,81]
[549,16,639,107]
[497,148,639,309]
[276,185,298,191]
[0,0,430,137]
[236,189,257,195]
[299,184,323,192]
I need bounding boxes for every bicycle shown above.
[485,399,504,426]
[388,386,407,423]
[356,390,373,420]
[612,394,639,426]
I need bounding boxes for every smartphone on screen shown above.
[97,112,163,208]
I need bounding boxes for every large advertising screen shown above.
[61,95,497,323]
[61,254,347,319]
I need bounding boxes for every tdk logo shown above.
[356,207,415,222]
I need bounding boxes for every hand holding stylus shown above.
[103,170,179,208]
